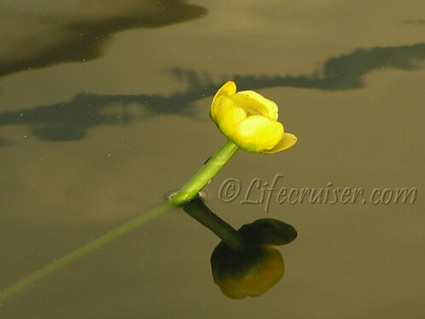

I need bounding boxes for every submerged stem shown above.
[0,202,174,303]
[0,140,239,303]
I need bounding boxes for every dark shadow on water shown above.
[226,42,425,91]
[1,42,425,144]
[0,137,11,147]
[0,0,206,78]
[403,19,425,25]
[0,91,205,142]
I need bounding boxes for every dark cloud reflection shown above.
[0,91,204,142]
[0,0,206,78]
[225,42,425,91]
[1,42,425,144]
[403,19,425,25]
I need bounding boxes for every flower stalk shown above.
[0,81,298,303]
[171,139,239,205]
[0,201,174,303]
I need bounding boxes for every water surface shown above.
[1,1,424,318]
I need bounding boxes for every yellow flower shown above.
[210,81,297,153]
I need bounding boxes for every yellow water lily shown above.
[210,81,297,154]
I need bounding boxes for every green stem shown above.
[0,140,239,303]
[171,140,239,205]
[183,197,245,251]
[0,202,174,303]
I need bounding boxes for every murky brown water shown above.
[1,1,424,318]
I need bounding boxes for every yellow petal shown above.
[233,90,278,121]
[231,116,283,152]
[210,81,237,122]
[262,133,298,154]
[213,96,247,137]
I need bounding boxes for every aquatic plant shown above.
[0,82,297,302]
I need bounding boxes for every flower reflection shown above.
[183,197,297,299]
[211,242,285,299]
[211,218,297,299]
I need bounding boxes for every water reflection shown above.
[183,197,297,299]
[0,1,206,78]
[0,137,10,147]
[0,91,201,142]
[209,42,425,91]
[1,42,425,144]
[403,19,425,25]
